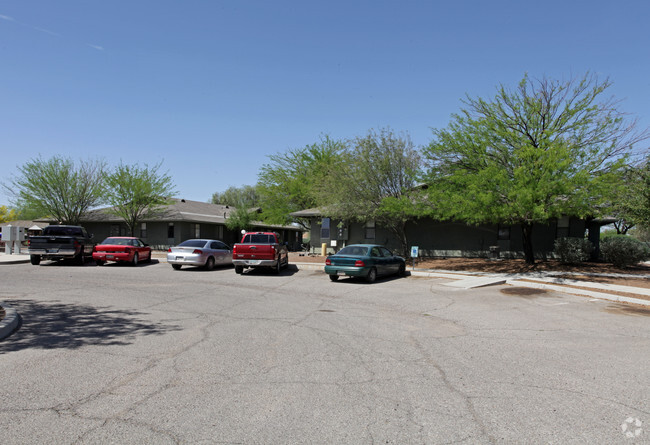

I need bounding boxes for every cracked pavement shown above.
[0,261,648,444]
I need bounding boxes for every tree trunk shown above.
[521,222,535,264]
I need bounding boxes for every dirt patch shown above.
[500,287,549,298]
[605,303,650,317]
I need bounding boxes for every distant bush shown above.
[600,235,650,268]
[554,238,594,264]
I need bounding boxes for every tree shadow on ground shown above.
[0,299,180,353]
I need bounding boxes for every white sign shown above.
[410,246,419,257]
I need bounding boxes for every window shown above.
[140,222,147,239]
[497,225,510,241]
[110,224,121,236]
[365,220,376,239]
[320,218,331,240]
[556,217,570,238]
[370,247,381,257]
[167,223,175,239]
[192,223,200,238]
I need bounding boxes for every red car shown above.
[92,237,152,266]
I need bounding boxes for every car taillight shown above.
[325,258,331,266]
[167,248,172,252]
[193,249,203,254]
[354,260,365,267]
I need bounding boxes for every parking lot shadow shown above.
[0,299,180,353]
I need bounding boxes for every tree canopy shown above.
[104,161,177,236]
[423,73,647,263]
[3,156,106,225]
[320,128,425,254]
[211,185,260,208]
[257,135,346,228]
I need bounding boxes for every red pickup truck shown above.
[232,232,289,274]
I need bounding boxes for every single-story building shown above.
[290,208,614,259]
[63,198,303,251]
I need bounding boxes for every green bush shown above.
[554,238,593,264]
[600,235,650,268]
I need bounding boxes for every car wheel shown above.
[365,267,377,283]
[76,252,85,266]
[205,256,215,271]
[132,252,139,266]
[95,260,105,266]
[172,264,182,270]
[274,257,282,274]
[329,274,339,281]
[398,262,406,276]
[30,255,41,265]
[235,265,244,274]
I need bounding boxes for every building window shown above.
[140,223,147,239]
[110,224,121,236]
[167,223,175,239]
[365,220,375,239]
[556,216,570,238]
[320,218,331,240]
[217,225,223,240]
[497,225,510,240]
[192,223,200,238]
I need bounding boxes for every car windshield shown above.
[178,240,207,248]
[101,238,131,246]
[338,246,369,256]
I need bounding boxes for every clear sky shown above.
[1,0,649,207]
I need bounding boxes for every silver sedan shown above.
[167,239,232,270]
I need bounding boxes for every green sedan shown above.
[324,244,406,283]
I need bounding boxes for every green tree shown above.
[611,161,650,233]
[104,161,177,236]
[423,74,647,264]
[0,205,20,223]
[257,134,346,228]
[321,128,425,255]
[3,156,106,225]
[225,207,254,233]
[211,185,260,208]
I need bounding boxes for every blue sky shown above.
[1,0,649,207]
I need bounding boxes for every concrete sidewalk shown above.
[0,252,30,265]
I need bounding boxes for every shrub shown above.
[554,238,594,264]
[600,235,650,268]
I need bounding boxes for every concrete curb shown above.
[505,279,650,307]
[0,302,20,340]
[0,254,30,265]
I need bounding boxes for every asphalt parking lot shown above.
[0,260,648,444]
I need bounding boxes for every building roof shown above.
[289,208,323,218]
[1,220,49,229]
[80,198,301,231]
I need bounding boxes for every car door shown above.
[380,247,399,274]
[370,247,386,276]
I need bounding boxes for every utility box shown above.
[15,226,25,241]
[2,225,15,241]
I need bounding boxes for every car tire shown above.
[172,264,182,270]
[76,251,85,266]
[132,252,139,267]
[95,260,105,266]
[205,256,215,271]
[329,274,339,281]
[274,257,282,274]
[398,262,406,276]
[235,265,244,274]
[30,255,41,265]
[365,267,377,283]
